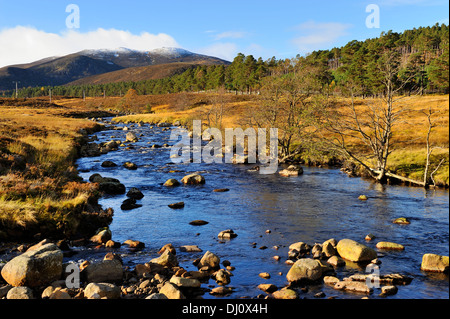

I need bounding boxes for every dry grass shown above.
[0,99,109,239]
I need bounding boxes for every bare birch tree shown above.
[322,49,423,184]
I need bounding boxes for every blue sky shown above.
[0,0,448,67]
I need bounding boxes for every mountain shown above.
[0,47,229,90]
[67,60,222,86]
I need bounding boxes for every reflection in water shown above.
[74,121,449,299]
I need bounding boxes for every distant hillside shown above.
[67,60,228,86]
[0,47,229,90]
[0,54,122,90]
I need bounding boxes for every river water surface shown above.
[75,120,449,299]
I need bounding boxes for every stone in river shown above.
[168,202,185,209]
[181,174,205,185]
[180,245,203,252]
[126,187,144,199]
[279,165,303,177]
[393,217,411,225]
[164,179,180,187]
[376,242,405,251]
[210,286,233,295]
[358,195,368,201]
[125,132,138,142]
[421,254,449,273]
[189,220,209,226]
[150,250,178,268]
[286,258,323,283]
[218,229,238,239]
[101,161,117,167]
[121,198,142,211]
[336,239,377,262]
[333,281,373,294]
[272,288,298,299]
[198,251,220,270]
[158,243,176,255]
[90,229,112,244]
[380,285,398,297]
[258,284,278,293]
[123,162,138,170]
[123,240,145,249]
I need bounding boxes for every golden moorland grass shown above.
[0,100,109,238]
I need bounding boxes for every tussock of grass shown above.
[0,199,38,229]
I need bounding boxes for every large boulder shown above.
[90,174,126,195]
[421,254,449,273]
[336,239,377,262]
[198,251,220,270]
[286,258,323,283]
[1,243,63,287]
[159,282,185,299]
[181,174,205,185]
[81,259,123,283]
[84,283,121,299]
[150,250,178,268]
[6,286,34,299]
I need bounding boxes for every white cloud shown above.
[0,26,179,68]
[196,42,238,61]
[291,21,352,54]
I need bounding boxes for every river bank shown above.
[0,99,119,241]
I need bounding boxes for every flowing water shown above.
[74,120,449,299]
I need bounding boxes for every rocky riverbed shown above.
[0,118,448,300]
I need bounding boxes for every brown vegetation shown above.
[0,99,113,240]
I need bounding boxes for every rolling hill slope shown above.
[0,47,229,90]
[67,60,228,86]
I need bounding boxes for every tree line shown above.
[4,24,448,99]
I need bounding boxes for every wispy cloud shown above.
[214,31,248,41]
[377,0,448,6]
[0,26,179,68]
[291,21,352,54]
[197,42,238,61]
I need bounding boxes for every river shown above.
[74,120,449,299]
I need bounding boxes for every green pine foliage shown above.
[8,24,449,99]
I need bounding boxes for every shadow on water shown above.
[74,120,449,299]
